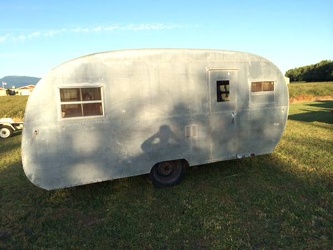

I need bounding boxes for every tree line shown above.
[285,60,333,82]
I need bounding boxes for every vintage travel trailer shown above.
[22,49,289,190]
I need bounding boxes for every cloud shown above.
[0,33,12,43]
[0,23,187,43]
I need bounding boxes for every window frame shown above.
[59,86,104,119]
[251,81,275,93]
[250,80,276,105]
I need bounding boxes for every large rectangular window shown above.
[60,87,103,118]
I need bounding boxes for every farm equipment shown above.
[0,118,23,139]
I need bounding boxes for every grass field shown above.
[0,96,28,120]
[289,81,333,101]
[1,84,333,249]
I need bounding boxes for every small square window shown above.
[216,80,230,102]
[60,88,80,102]
[82,103,103,116]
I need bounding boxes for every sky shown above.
[0,0,332,78]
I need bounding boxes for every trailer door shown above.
[208,69,238,161]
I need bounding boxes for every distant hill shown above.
[0,76,41,88]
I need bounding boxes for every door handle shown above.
[231,112,236,123]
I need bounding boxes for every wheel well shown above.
[150,158,189,188]
[152,158,189,169]
[0,124,15,130]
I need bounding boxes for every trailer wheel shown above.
[0,126,13,139]
[150,160,186,188]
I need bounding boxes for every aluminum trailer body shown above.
[22,49,289,190]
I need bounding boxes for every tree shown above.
[285,60,333,82]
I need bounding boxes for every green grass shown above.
[0,96,28,120]
[288,81,333,99]
[1,92,333,249]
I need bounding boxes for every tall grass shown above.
[288,81,333,99]
[0,96,28,120]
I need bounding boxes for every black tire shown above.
[0,126,13,139]
[150,160,186,188]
